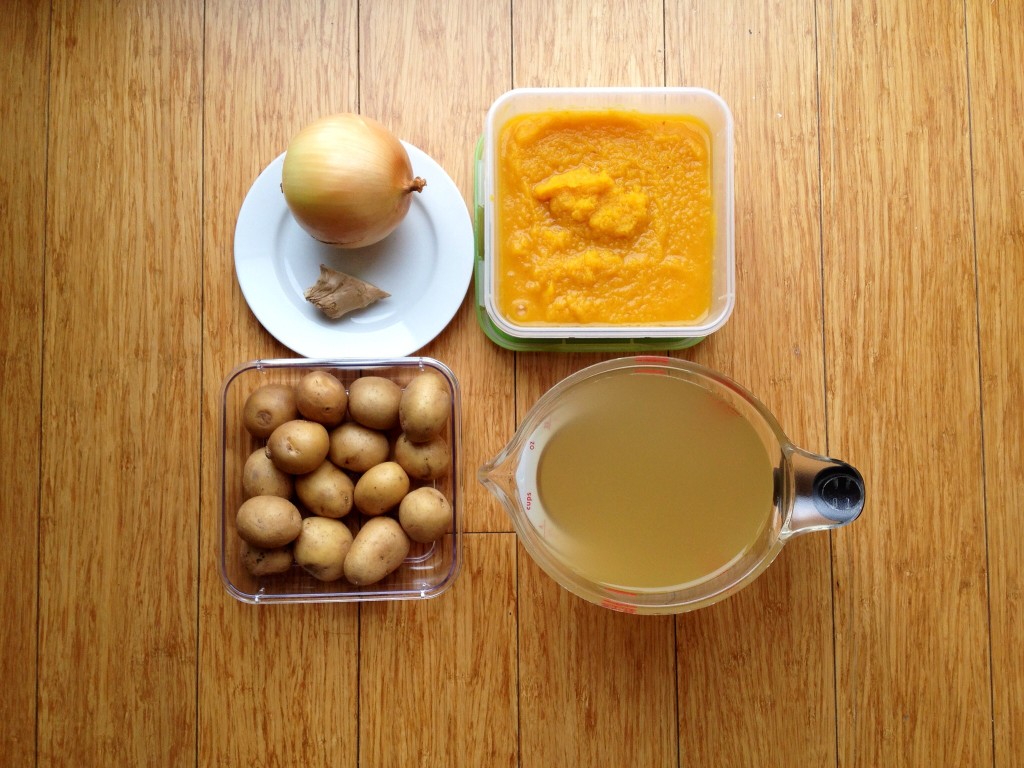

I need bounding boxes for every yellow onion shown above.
[281,113,426,248]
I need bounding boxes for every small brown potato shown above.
[239,540,293,577]
[347,376,402,430]
[328,421,390,473]
[242,448,293,499]
[293,516,354,582]
[295,460,354,519]
[399,371,451,443]
[392,433,450,481]
[266,419,330,475]
[243,383,298,439]
[353,461,410,516]
[343,516,411,586]
[236,495,302,548]
[398,487,453,544]
[295,370,348,427]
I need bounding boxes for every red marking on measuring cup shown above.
[601,598,637,614]
[634,355,671,373]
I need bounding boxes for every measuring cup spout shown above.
[478,448,519,518]
[781,446,865,538]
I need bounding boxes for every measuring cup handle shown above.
[781,446,865,537]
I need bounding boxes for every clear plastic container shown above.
[478,87,735,346]
[219,357,462,604]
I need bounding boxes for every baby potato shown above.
[392,433,450,481]
[328,421,389,473]
[243,383,298,439]
[348,376,402,431]
[242,448,293,499]
[399,371,451,443]
[343,516,411,586]
[295,370,348,427]
[236,495,302,548]
[398,487,453,543]
[353,461,410,516]
[295,459,354,519]
[239,540,293,577]
[293,516,353,582]
[266,419,330,475]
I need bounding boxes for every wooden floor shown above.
[3,0,1022,765]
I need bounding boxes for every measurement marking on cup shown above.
[525,491,533,510]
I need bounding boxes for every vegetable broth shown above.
[536,372,774,589]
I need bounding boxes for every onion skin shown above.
[281,114,426,248]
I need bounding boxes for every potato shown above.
[295,370,348,427]
[353,461,410,516]
[293,516,353,582]
[399,371,451,443]
[243,383,298,439]
[236,495,302,548]
[242,448,293,499]
[343,516,411,586]
[348,376,402,430]
[392,433,450,481]
[239,540,293,577]
[295,459,354,519]
[328,421,389,473]
[398,487,453,544]
[266,419,330,475]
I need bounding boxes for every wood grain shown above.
[966,0,1024,762]
[10,1,1020,765]
[667,2,837,764]
[0,1,49,764]
[819,1,991,764]
[38,0,202,764]
[199,1,360,765]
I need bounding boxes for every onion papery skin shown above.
[281,114,426,249]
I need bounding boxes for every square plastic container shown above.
[219,357,462,604]
[476,87,735,350]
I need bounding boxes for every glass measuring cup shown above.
[479,356,864,614]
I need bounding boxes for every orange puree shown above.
[496,110,715,326]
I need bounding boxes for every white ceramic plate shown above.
[234,143,473,358]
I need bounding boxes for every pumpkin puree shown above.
[496,110,715,325]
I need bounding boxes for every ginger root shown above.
[304,264,390,319]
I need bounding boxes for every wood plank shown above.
[507,3,679,766]
[359,0,516,535]
[359,533,519,767]
[965,0,1024,762]
[0,1,49,763]
[510,0,664,90]
[37,0,202,764]
[198,2,362,766]
[666,3,836,764]
[819,1,991,763]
